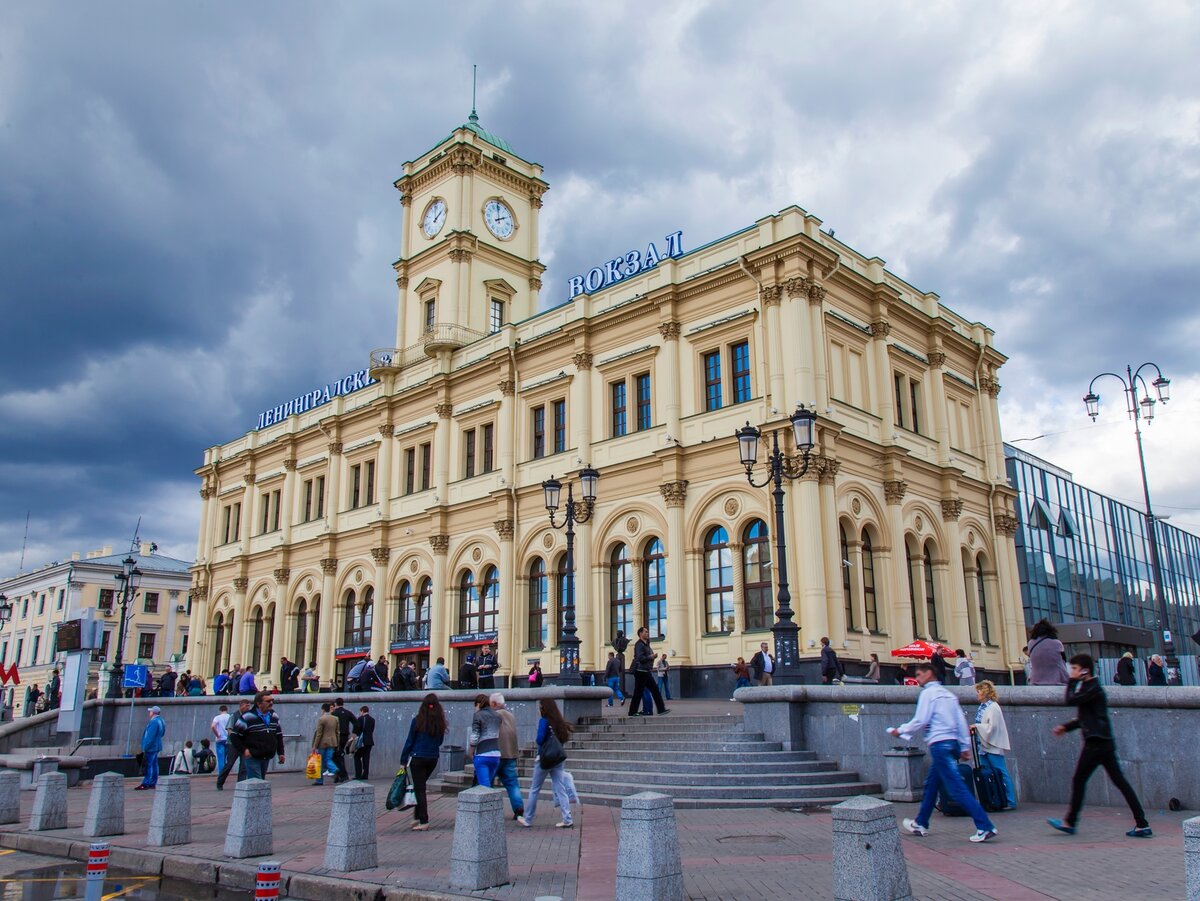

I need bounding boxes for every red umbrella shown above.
[891,640,956,660]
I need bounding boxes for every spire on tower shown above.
[469,64,478,125]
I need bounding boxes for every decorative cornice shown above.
[573,352,593,371]
[232,577,249,592]
[927,351,947,368]
[283,458,298,471]
[870,319,892,338]
[760,285,783,307]
[980,376,1002,398]
[370,547,391,564]
[327,441,343,456]
[435,402,454,419]
[199,487,216,500]
[429,534,450,555]
[995,513,1019,535]
[941,498,965,521]
[657,321,681,341]
[494,519,515,541]
[784,276,810,298]
[378,424,395,438]
[528,276,542,290]
[659,480,688,508]
[808,282,827,305]
[319,557,339,575]
[273,568,291,584]
[884,479,908,505]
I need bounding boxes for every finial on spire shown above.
[469,64,478,124]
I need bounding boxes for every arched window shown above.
[458,571,479,635]
[416,578,431,639]
[704,526,734,633]
[308,596,320,664]
[862,530,879,632]
[643,538,667,640]
[343,588,372,647]
[397,581,414,641]
[528,558,547,649]
[481,566,499,633]
[609,544,633,641]
[212,612,226,673]
[294,599,308,665]
[976,558,991,645]
[906,544,920,638]
[840,525,857,632]
[742,520,772,630]
[361,587,374,646]
[251,607,264,671]
[923,542,940,640]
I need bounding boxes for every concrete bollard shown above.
[83,773,125,837]
[615,792,683,901]
[882,747,926,803]
[449,786,509,891]
[224,778,273,858]
[0,771,20,824]
[147,775,191,846]
[29,771,68,831]
[323,782,377,871]
[1185,816,1200,901]
[831,796,912,901]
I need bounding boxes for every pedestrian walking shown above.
[210,704,231,776]
[518,698,574,829]
[888,662,998,843]
[301,661,320,693]
[604,652,624,706]
[612,630,630,694]
[627,627,668,717]
[954,650,977,686]
[216,698,252,789]
[426,657,452,690]
[969,681,1016,809]
[1027,619,1069,685]
[1147,654,1167,686]
[373,656,389,691]
[1047,653,1152,838]
[310,702,339,785]
[353,705,375,779]
[468,693,502,788]
[528,661,543,687]
[750,641,775,686]
[820,637,842,684]
[278,657,300,693]
[656,653,672,700]
[135,706,166,791]
[330,698,357,783]
[228,691,285,780]
[476,644,498,689]
[866,653,881,683]
[731,657,751,699]
[1114,651,1137,686]
[490,693,524,820]
[401,694,447,831]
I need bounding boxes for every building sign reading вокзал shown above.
[566,231,683,300]
[255,368,377,430]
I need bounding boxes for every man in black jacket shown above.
[627,627,669,717]
[458,655,478,690]
[330,697,357,783]
[476,645,498,689]
[750,642,775,686]
[228,692,285,781]
[352,705,375,780]
[216,698,253,790]
[1048,653,1151,838]
[819,637,841,684]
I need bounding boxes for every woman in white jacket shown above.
[968,680,1016,809]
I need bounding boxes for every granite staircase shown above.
[442,712,881,809]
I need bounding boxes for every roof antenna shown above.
[18,511,29,573]
[470,64,478,124]
[130,516,142,555]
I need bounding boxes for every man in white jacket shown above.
[888,662,998,843]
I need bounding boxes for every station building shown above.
[188,113,1027,691]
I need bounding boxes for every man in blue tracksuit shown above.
[136,706,166,790]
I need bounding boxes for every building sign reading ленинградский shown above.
[255,368,377,430]
[566,231,683,300]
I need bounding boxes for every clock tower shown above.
[392,111,548,351]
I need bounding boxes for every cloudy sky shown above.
[1,1,1198,573]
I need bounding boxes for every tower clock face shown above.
[421,199,447,238]
[483,199,515,239]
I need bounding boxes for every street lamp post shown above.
[0,594,12,627]
[105,555,143,698]
[542,466,600,686]
[735,404,817,684]
[1083,363,1178,684]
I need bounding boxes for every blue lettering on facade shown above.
[254,368,377,430]
[567,231,684,300]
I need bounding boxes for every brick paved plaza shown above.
[0,767,1187,900]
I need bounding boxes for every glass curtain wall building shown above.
[1005,444,1200,658]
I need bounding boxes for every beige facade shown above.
[0,543,194,711]
[189,115,1025,688]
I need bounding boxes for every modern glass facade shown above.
[1005,444,1200,656]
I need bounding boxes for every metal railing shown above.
[390,621,431,643]
[421,323,487,353]
[369,344,426,372]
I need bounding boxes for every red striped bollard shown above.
[254,861,282,900]
[84,842,109,901]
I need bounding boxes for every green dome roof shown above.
[460,110,515,155]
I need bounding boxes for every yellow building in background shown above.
[188,113,1025,691]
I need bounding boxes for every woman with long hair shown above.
[1027,619,1068,685]
[401,693,448,830]
[469,692,502,788]
[969,680,1016,809]
[518,697,575,828]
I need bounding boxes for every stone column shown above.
[728,541,745,638]
[870,316,895,444]
[884,480,913,642]
[377,423,394,519]
[786,277,815,405]
[808,282,830,409]
[498,378,516,486]
[325,440,343,532]
[429,536,450,665]
[994,509,1026,668]
[792,473,828,650]
[434,403,452,502]
[229,577,250,669]
[269,572,289,679]
[84,772,124,837]
[197,486,215,564]
[186,585,209,676]
[449,786,509,891]
[370,548,390,663]
[576,518,597,672]
[615,792,683,901]
[324,782,378,871]
[762,286,787,410]
[147,776,190,846]
[29,772,67,831]
[316,558,338,684]
[940,500,971,652]
[240,473,255,556]
[819,459,847,644]
[281,457,298,544]
[831,797,912,901]
[494,519,515,680]
[661,482,691,663]
[927,352,952,466]
[657,322,682,440]
[0,772,19,824]
[224,778,273,858]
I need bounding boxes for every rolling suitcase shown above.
[935,758,977,816]
[971,732,1008,812]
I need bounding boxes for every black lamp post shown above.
[542,466,600,685]
[106,555,143,698]
[0,594,11,626]
[1084,363,1178,684]
[736,404,817,684]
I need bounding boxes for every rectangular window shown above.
[404,448,416,495]
[0,642,6,665]
[98,589,115,611]
[611,381,627,437]
[424,300,436,330]
[315,477,325,518]
[490,299,504,334]
[703,350,723,411]
[15,639,23,667]
[553,399,567,454]
[731,340,751,404]
[420,443,432,490]
[635,373,652,431]
[260,492,271,534]
[137,633,156,661]
[31,635,40,666]
[143,591,160,615]
[365,460,375,505]
[222,503,241,544]
[909,380,921,434]
[21,599,28,618]
[97,631,110,661]
[56,589,64,610]
[303,479,313,522]
[37,594,45,615]
[482,424,494,473]
[532,405,546,459]
[351,464,362,509]
[181,633,189,656]
[271,489,282,531]
[464,428,477,478]
[894,374,905,427]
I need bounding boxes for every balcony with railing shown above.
[390,621,431,648]
[370,324,488,378]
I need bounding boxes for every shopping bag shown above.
[401,785,417,810]
[385,766,409,810]
[305,752,322,780]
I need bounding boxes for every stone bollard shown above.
[615,792,683,901]
[882,747,926,802]
[147,775,191,846]
[83,772,125,837]
[324,782,377,871]
[29,772,67,831]
[1185,816,1200,901]
[831,796,912,901]
[449,786,509,891]
[224,778,273,858]
[0,771,20,824]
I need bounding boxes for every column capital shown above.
[199,487,216,500]
[807,282,827,305]
[435,402,454,419]
[396,275,410,290]
[941,498,964,521]
[192,585,210,602]
[327,441,343,456]
[283,457,298,471]
[573,351,594,371]
[429,534,450,555]
[499,379,516,396]
[370,547,391,564]
[659,480,688,507]
[980,376,1002,398]
[657,320,682,341]
[760,285,782,307]
[243,473,257,486]
[529,276,543,290]
[232,577,249,592]
[494,519,515,541]
[448,248,473,263]
[319,557,339,575]
[994,513,1019,535]
[784,276,810,298]
[884,479,908,505]
[273,568,291,585]
[870,319,892,338]
[398,192,413,207]
[529,195,544,210]
[927,351,947,368]
[378,424,394,438]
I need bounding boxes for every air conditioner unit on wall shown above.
[102,609,113,617]
[175,605,186,613]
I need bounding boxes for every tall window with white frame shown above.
[976,559,991,645]
[528,558,547,650]
[464,428,477,478]
[424,299,436,331]
[862,530,879,632]
[703,350,723,411]
[704,526,735,633]
[531,406,546,459]
[923,542,940,639]
[635,372,652,430]
[611,380,627,437]
[742,519,772,630]
[731,340,752,404]
[553,399,567,454]
[643,537,667,639]
[609,544,633,642]
[404,449,416,495]
[489,298,504,334]
[840,526,858,632]
[481,423,494,473]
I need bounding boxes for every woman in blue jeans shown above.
[468,693,502,789]
[518,698,574,828]
[970,681,1016,809]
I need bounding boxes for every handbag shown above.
[305,752,322,780]
[539,730,567,769]
[386,766,409,810]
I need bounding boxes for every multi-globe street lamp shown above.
[105,554,143,698]
[0,594,12,626]
[542,466,600,685]
[735,404,817,684]
[1083,363,1177,684]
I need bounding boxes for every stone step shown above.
[558,748,818,764]
[538,757,838,776]
[518,766,862,788]
[575,791,880,810]
[568,730,765,743]
[564,779,881,801]
[562,739,787,753]
[577,715,743,726]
